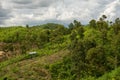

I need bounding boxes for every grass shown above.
[0,49,69,80]
[0,40,69,80]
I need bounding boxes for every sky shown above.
[0,0,120,26]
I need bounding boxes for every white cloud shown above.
[99,0,120,20]
[0,0,120,26]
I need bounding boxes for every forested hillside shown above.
[0,15,120,80]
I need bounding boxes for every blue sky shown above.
[0,0,120,26]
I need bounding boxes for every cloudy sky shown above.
[0,0,120,26]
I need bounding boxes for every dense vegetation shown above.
[0,15,120,80]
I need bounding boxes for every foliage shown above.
[0,15,120,79]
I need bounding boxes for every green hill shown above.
[0,16,120,80]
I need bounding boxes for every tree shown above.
[112,18,120,35]
[70,40,86,78]
[97,15,108,31]
[69,38,96,78]
[111,32,120,69]
[89,19,97,29]
[68,23,74,31]
[73,20,82,28]
[102,15,107,20]
[86,46,107,76]
[68,20,82,30]
[26,24,29,28]
[77,26,84,39]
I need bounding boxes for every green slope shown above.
[0,50,69,80]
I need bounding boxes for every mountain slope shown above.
[0,50,69,80]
